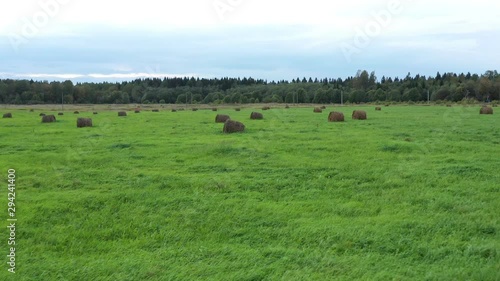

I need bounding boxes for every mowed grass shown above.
[0,105,499,280]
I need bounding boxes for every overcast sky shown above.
[0,0,499,83]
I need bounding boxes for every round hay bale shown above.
[77,118,93,128]
[321,106,327,109]
[135,110,140,113]
[385,104,390,107]
[223,120,245,134]
[480,106,493,115]
[375,107,382,111]
[118,111,127,117]
[42,115,56,123]
[58,112,64,116]
[262,106,271,110]
[212,108,218,112]
[152,109,160,112]
[3,113,12,118]
[352,110,367,120]
[171,109,177,112]
[314,107,323,113]
[328,112,344,122]
[215,114,230,123]
[235,108,241,111]
[74,111,79,114]
[285,105,290,109]
[93,112,98,115]
[39,113,46,117]
[250,112,263,120]
[192,108,198,111]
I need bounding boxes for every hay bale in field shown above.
[118,111,127,116]
[93,112,98,115]
[375,107,382,111]
[321,106,326,109]
[235,108,241,111]
[58,112,64,116]
[152,109,160,112]
[192,108,198,111]
[74,111,79,114]
[3,113,12,118]
[480,106,493,115]
[134,110,140,113]
[328,112,344,122]
[314,107,323,113]
[212,108,218,112]
[215,114,230,123]
[250,112,263,120]
[223,120,245,134]
[77,118,92,128]
[262,106,271,110]
[285,105,290,109]
[39,113,46,117]
[385,104,390,107]
[352,110,367,120]
[171,109,177,112]
[41,115,56,123]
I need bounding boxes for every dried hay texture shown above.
[352,110,367,120]
[223,120,245,133]
[42,115,56,123]
[328,112,344,122]
[314,107,323,113]
[480,106,493,115]
[74,111,79,114]
[215,114,231,123]
[3,113,12,118]
[250,112,264,120]
[77,118,93,128]
[118,111,127,116]
[262,106,271,110]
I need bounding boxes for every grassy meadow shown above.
[0,104,499,280]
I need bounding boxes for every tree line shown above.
[0,70,498,105]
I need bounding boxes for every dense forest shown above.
[0,70,499,105]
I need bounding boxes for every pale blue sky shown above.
[1,0,499,82]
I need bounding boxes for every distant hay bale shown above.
[118,111,127,116]
[352,110,367,120]
[223,120,245,134]
[152,109,160,112]
[328,112,344,122]
[135,110,140,113]
[212,108,218,112]
[74,111,79,114]
[385,104,390,107]
[375,107,382,111]
[262,106,271,110]
[58,112,64,116]
[480,106,493,115]
[93,112,98,115]
[285,105,290,109]
[215,114,230,123]
[192,108,198,111]
[314,107,323,113]
[250,112,263,120]
[77,118,92,128]
[321,106,326,109]
[171,109,177,112]
[41,115,56,123]
[3,113,12,118]
[235,108,241,111]
[39,113,46,117]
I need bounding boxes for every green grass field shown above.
[1,105,499,280]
